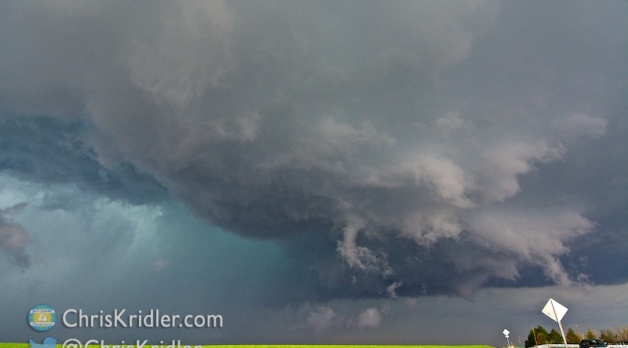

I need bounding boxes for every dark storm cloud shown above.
[0,0,626,300]
[0,116,167,205]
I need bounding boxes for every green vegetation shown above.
[207,346,492,348]
[525,325,628,347]
[0,344,27,348]
[0,344,492,348]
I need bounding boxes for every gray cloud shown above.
[0,0,626,306]
[307,306,337,332]
[0,203,31,268]
[356,307,382,329]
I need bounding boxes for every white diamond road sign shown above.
[542,298,568,322]
[503,329,510,338]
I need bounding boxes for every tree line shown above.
[524,325,628,347]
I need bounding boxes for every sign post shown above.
[503,329,512,348]
[541,298,569,348]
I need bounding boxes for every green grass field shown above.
[1,344,492,348]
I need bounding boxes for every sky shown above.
[0,0,626,345]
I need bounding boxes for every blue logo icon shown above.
[28,304,56,332]
[29,337,56,348]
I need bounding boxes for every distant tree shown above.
[526,326,549,347]
[616,326,628,343]
[566,327,582,344]
[600,328,617,344]
[537,332,550,345]
[549,329,564,344]
[526,329,537,347]
[526,324,628,346]
[526,330,536,347]
[539,326,550,345]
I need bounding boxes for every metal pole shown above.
[551,300,569,348]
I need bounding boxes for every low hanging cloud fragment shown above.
[356,307,382,330]
[307,306,337,332]
[0,203,31,268]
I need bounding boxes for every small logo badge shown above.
[28,304,56,332]
[29,337,57,348]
